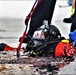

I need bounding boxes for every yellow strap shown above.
[32,51,36,55]
[61,39,69,43]
[71,8,75,15]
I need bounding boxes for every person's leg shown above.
[63,0,75,23]
[70,1,76,32]
[70,16,76,31]
[27,0,56,37]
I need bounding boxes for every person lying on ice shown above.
[0,30,76,57]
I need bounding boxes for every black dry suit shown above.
[27,0,56,37]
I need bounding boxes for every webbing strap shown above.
[25,0,41,25]
[64,46,67,56]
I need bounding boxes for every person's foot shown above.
[63,15,74,23]
[19,35,31,43]
[0,43,7,51]
[63,17,72,23]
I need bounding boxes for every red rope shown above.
[17,0,41,58]
[25,0,41,25]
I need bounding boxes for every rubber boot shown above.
[63,15,74,23]
[19,35,31,43]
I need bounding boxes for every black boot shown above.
[19,35,31,43]
[63,15,74,23]
[0,43,7,51]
